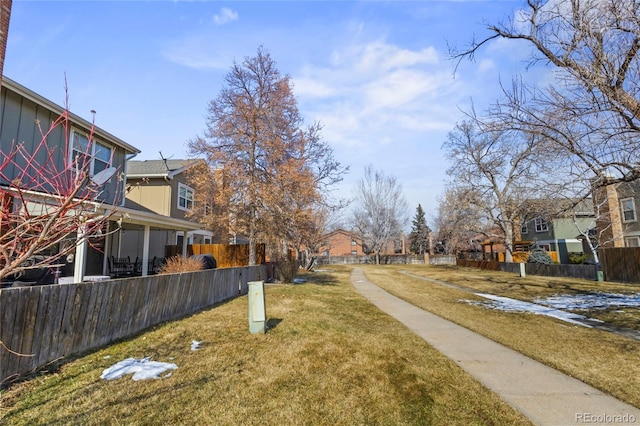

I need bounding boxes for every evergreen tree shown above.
[409,204,431,255]
[527,241,553,264]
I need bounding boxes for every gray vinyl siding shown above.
[170,175,190,220]
[0,85,124,205]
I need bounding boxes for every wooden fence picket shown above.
[0,265,267,385]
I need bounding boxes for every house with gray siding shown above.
[0,77,202,282]
[519,199,594,264]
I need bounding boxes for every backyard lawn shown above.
[360,264,640,409]
[2,263,639,424]
[1,265,530,425]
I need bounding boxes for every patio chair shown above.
[109,256,134,278]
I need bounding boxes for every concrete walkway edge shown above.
[350,268,640,426]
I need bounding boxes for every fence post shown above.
[519,262,526,277]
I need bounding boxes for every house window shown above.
[178,183,194,211]
[351,240,357,246]
[621,198,636,222]
[176,234,193,245]
[625,236,640,247]
[534,218,548,233]
[323,250,329,256]
[520,224,528,234]
[70,129,113,177]
[351,250,357,255]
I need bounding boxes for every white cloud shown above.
[292,77,336,99]
[478,59,495,72]
[295,40,461,149]
[213,7,238,26]
[357,42,439,73]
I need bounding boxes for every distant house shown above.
[317,229,403,257]
[593,178,640,248]
[123,159,213,259]
[318,229,365,256]
[519,199,594,263]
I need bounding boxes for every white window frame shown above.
[620,197,637,223]
[176,233,193,245]
[177,182,194,211]
[625,236,640,247]
[70,128,113,177]
[520,223,528,234]
[534,217,548,233]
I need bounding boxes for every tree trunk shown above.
[504,226,514,263]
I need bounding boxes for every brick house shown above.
[318,229,364,256]
[593,178,640,248]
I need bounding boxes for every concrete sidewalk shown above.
[350,268,640,426]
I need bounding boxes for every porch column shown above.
[102,221,111,275]
[142,224,150,276]
[182,230,188,257]
[73,223,87,283]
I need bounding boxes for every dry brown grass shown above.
[360,264,640,409]
[159,255,204,274]
[0,267,531,425]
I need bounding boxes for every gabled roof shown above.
[127,159,201,179]
[2,76,140,155]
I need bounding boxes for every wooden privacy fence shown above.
[164,244,266,268]
[456,259,598,281]
[0,265,268,385]
[599,247,640,284]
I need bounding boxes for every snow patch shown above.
[191,340,202,351]
[534,293,640,310]
[462,294,591,327]
[462,291,640,327]
[101,357,177,381]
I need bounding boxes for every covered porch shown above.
[69,205,206,283]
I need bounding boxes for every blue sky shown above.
[5,0,536,225]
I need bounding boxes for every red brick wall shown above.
[0,0,11,86]
[319,230,363,256]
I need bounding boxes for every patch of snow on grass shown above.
[101,357,177,381]
[191,340,202,351]
[464,293,591,327]
[534,293,640,310]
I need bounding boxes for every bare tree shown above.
[352,166,408,264]
[188,47,346,265]
[434,186,489,255]
[0,109,119,283]
[452,0,640,184]
[443,119,554,262]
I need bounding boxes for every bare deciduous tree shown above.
[442,119,552,262]
[188,46,346,266]
[452,0,640,184]
[0,109,118,283]
[352,166,408,264]
[434,186,488,256]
